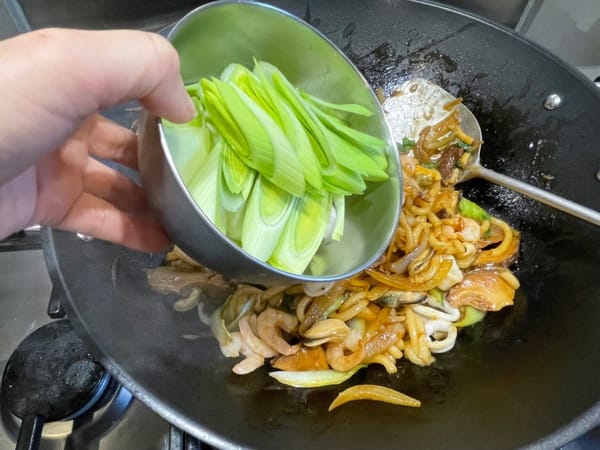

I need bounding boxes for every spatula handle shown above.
[474,166,600,227]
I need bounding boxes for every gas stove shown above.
[0,249,219,450]
[1,1,599,449]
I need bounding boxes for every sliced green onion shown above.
[225,204,246,243]
[218,165,245,213]
[201,83,248,159]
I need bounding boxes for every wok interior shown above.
[45,1,600,449]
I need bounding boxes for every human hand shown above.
[0,28,196,252]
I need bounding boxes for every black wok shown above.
[43,1,600,448]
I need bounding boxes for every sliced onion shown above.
[389,235,428,274]
[233,352,264,375]
[303,281,335,297]
[197,303,212,326]
[328,384,421,411]
[238,316,277,358]
[412,301,460,322]
[173,287,202,312]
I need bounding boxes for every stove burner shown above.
[1,320,110,450]
[1,320,106,422]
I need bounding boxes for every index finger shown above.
[0,28,196,182]
[37,28,197,123]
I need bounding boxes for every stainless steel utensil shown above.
[385,78,600,226]
[137,0,402,285]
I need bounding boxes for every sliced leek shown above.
[300,90,373,117]
[168,60,390,274]
[269,191,332,274]
[242,176,296,262]
[162,125,211,185]
[187,138,223,225]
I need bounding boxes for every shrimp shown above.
[325,342,366,372]
[457,217,481,242]
[238,315,277,358]
[233,337,265,375]
[256,307,300,356]
[233,353,264,375]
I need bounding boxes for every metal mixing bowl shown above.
[137,0,402,284]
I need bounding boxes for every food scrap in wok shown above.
[148,78,520,411]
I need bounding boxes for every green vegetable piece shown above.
[269,191,332,274]
[185,81,203,99]
[227,83,306,197]
[187,138,223,226]
[322,126,388,182]
[458,198,490,222]
[457,140,473,152]
[429,287,444,305]
[454,306,486,327]
[398,137,416,154]
[162,125,212,185]
[299,90,373,117]
[218,166,245,214]
[222,63,276,117]
[200,81,248,159]
[269,365,366,388]
[225,204,246,243]
[242,176,297,262]
[308,102,388,168]
[221,142,255,198]
[421,161,439,169]
[212,78,275,177]
[252,64,322,191]
[278,99,323,191]
[258,62,336,172]
[322,164,366,196]
[331,194,346,241]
